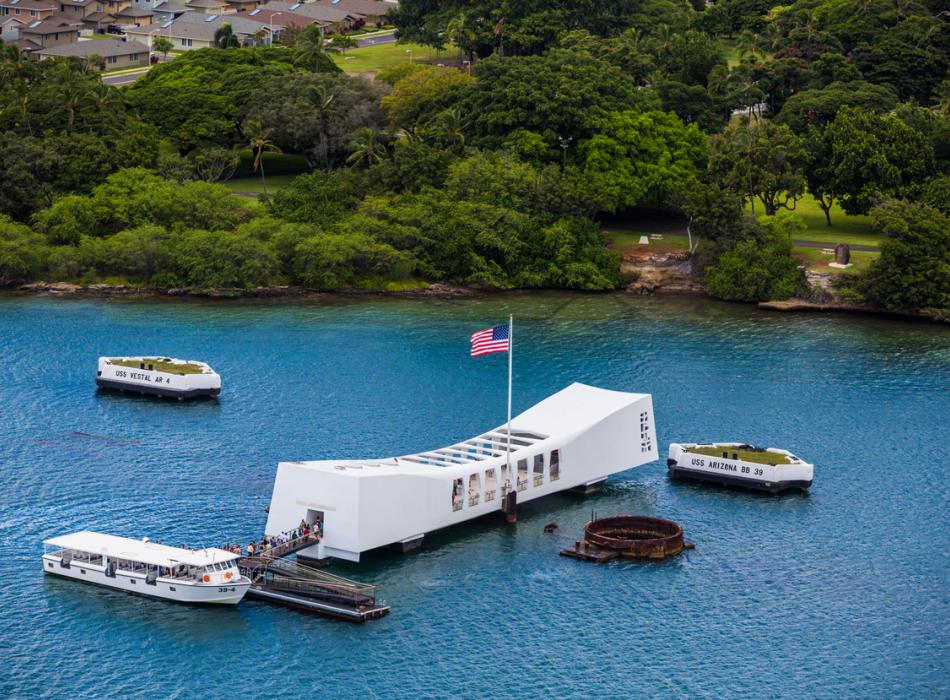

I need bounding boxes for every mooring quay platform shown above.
[237,545,389,623]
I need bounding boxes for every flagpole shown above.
[506,314,513,478]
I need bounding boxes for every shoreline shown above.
[4,281,945,324]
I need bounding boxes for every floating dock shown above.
[238,555,389,623]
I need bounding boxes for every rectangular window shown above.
[533,454,544,486]
[516,459,527,491]
[550,449,560,481]
[107,55,117,63]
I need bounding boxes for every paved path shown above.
[791,239,879,252]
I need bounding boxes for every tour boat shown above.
[42,531,250,604]
[667,442,813,493]
[265,383,658,562]
[96,356,221,399]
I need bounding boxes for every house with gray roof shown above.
[36,37,149,67]
[123,11,271,49]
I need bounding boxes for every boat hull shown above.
[42,555,249,604]
[667,463,811,494]
[96,377,220,399]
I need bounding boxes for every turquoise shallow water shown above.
[1,293,949,699]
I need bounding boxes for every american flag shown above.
[471,324,510,357]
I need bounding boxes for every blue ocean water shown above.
[1,293,948,699]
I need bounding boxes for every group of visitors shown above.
[221,519,322,558]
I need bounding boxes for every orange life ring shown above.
[202,574,210,583]
[224,571,233,580]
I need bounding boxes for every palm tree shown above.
[345,127,387,168]
[89,82,120,133]
[214,23,240,49]
[304,84,339,170]
[245,120,282,196]
[294,25,327,71]
[434,106,469,147]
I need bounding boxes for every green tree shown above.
[294,231,411,288]
[214,23,241,49]
[161,228,277,289]
[345,127,388,168]
[705,212,807,302]
[582,110,707,211]
[328,34,357,53]
[152,36,173,61]
[0,216,46,285]
[294,25,330,71]
[245,121,282,197]
[709,118,808,215]
[802,125,836,226]
[826,106,934,215]
[861,199,950,314]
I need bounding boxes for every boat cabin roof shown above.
[44,531,239,568]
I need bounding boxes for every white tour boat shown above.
[96,356,221,399]
[265,383,658,562]
[667,442,813,493]
[42,531,250,604]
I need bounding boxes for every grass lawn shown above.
[793,246,878,275]
[331,42,452,73]
[222,174,298,194]
[686,445,794,465]
[604,229,689,255]
[746,193,880,247]
[110,358,207,374]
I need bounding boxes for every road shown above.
[102,68,151,87]
[355,30,396,48]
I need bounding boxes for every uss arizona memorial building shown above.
[265,383,658,562]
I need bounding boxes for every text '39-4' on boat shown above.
[42,531,251,604]
[667,442,814,494]
[96,356,221,400]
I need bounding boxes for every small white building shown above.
[265,382,658,562]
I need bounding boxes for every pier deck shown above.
[238,554,389,623]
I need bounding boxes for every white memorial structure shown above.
[264,383,658,562]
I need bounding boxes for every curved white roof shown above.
[289,383,650,474]
[44,531,238,568]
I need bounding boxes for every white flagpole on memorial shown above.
[506,314,513,475]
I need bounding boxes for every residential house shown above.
[311,0,393,26]
[113,5,152,26]
[258,1,356,32]
[224,0,260,13]
[245,7,329,33]
[0,0,59,22]
[58,0,134,31]
[124,11,271,49]
[183,0,229,14]
[36,37,149,67]
[150,1,187,21]
[18,15,81,48]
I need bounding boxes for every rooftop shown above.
[45,531,239,568]
[39,38,147,56]
[286,383,650,475]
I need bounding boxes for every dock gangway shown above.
[239,553,389,622]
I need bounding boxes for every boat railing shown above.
[485,489,496,502]
[468,494,479,507]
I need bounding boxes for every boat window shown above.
[550,449,560,481]
[533,454,544,486]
